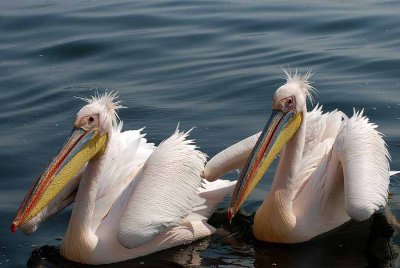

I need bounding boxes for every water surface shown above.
[1,0,400,267]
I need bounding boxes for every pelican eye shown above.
[283,96,296,112]
[89,117,95,122]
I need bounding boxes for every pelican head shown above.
[12,92,122,233]
[228,71,313,220]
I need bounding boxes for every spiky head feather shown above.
[282,68,316,104]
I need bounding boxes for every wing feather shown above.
[117,128,207,249]
[335,110,390,221]
[91,124,155,231]
[187,179,237,221]
[294,106,345,188]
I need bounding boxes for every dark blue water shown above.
[1,0,400,267]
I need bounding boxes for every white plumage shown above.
[205,71,393,243]
[20,93,236,264]
[116,129,206,248]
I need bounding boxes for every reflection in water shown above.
[27,245,187,268]
[27,211,398,267]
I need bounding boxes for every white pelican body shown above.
[12,93,235,264]
[204,71,392,243]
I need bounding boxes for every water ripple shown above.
[1,0,400,267]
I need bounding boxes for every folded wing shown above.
[336,111,390,221]
[117,129,207,248]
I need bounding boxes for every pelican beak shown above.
[11,128,108,233]
[228,109,302,221]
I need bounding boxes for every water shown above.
[1,0,400,267]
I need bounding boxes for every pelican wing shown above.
[335,111,390,221]
[90,125,155,231]
[293,106,345,189]
[96,125,155,200]
[303,105,345,154]
[297,110,391,222]
[116,129,207,249]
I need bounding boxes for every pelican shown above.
[12,93,236,264]
[204,70,394,243]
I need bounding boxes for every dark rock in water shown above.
[208,208,255,242]
[365,213,397,268]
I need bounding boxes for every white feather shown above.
[336,110,390,220]
[90,125,155,231]
[41,94,238,264]
[116,128,207,248]
[203,106,344,183]
[187,179,237,221]
[204,132,260,182]
[206,72,393,244]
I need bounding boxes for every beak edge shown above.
[11,222,17,233]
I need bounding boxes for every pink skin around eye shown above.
[285,97,296,111]
[272,96,296,112]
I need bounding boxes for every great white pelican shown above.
[12,93,236,264]
[204,70,395,243]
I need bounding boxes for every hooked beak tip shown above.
[11,222,17,233]
[228,209,234,223]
